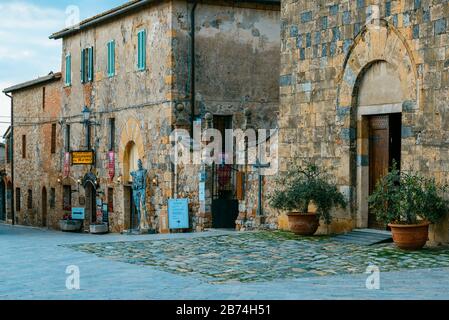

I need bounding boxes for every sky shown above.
[0,0,126,138]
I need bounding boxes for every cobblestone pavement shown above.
[66,231,449,284]
[2,224,449,300]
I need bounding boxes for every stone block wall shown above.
[279,0,449,237]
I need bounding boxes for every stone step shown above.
[332,229,393,246]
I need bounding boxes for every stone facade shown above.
[279,0,449,242]
[3,73,62,228]
[46,0,280,233]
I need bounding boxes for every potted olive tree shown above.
[369,163,449,250]
[269,162,347,235]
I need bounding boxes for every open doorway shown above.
[41,187,47,227]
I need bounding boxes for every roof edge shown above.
[3,72,62,94]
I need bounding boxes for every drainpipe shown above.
[4,92,14,225]
[190,1,198,139]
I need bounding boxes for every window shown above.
[65,54,71,86]
[63,185,72,211]
[6,142,10,164]
[51,123,56,154]
[107,40,115,77]
[81,47,94,83]
[108,188,114,213]
[16,188,21,212]
[50,188,56,209]
[27,189,32,209]
[22,135,26,159]
[109,118,115,151]
[65,124,71,152]
[137,29,146,71]
[42,87,46,110]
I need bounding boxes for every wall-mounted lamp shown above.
[57,178,62,184]
[77,178,82,185]
[116,175,122,185]
[152,176,159,186]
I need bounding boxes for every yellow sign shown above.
[71,151,95,165]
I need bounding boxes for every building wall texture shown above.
[279,0,449,242]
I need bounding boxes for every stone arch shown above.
[118,117,145,182]
[336,21,420,228]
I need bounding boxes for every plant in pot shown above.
[368,163,449,250]
[59,213,82,232]
[269,162,347,236]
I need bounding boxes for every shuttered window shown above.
[81,48,86,83]
[107,40,115,77]
[22,135,26,159]
[137,29,146,71]
[65,54,71,86]
[88,46,94,81]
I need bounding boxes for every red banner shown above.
[63,152,71,177]
[108,151,115,181]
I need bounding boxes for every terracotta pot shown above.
[388,222,430,250]
[287,212,319,236]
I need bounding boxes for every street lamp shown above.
[82,105,91,123]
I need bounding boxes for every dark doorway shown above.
[211,115,239,229]
[42,187,47,227]
[124,186,138,230]
[368,113,402,229]
[0,180,5,221]
[85,183,97,225]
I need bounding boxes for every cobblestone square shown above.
[66,231,449,284]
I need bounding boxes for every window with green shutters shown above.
[81,47,94,83]
[137,29,146,71]
[65,54,71,86]
[107,40,115,77]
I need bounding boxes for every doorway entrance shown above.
[211,115,239,229]
[367,113,401,229]
[124,185,138,231]
[42,187,47,227]
[85,182,97,225]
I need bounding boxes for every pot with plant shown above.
[59,213,82,232]
[369,163,449,250]
[269,162,347,236]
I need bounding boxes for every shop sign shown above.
[71,207,85,220]
[71,151,95,165]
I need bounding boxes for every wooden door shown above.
[42,187,47,227]
[368,115,390,229]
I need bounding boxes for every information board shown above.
[168,199,189,229]
[71,151,95,165]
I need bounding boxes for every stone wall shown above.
[11,77,62,228]
[279,0,449,238]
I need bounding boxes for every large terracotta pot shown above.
[287,212,319,236]
[388,222,430,250]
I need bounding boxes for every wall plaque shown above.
[168,199,189,229]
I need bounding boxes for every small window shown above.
[108,188,114,213]
[109,118,115,151]
[22,135,26,159]
[63,185,72,211]
[65,54,71,86]
[51,123,56,154]
[137,29,146,71]
[50,188,56,209]
[16,188,21,212]
[27,189,32,209]
[42,87,46,110]
[107,40,115,77]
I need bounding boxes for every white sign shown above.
[71,207,85,220]
[199,182,206,202]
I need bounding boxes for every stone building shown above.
[3,72,63,228]
[278,0,449,242]
[42,0,281,233]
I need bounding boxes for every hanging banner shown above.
[63,152,71,177]
[108,151,115,181]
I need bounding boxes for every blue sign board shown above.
[168,199,189,229]
[71,207,85,220]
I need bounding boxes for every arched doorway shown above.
[42,187,47,227]
[0,179,5,221]
[355,61,403,229]
[123,141,139,230]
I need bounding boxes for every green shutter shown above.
[81,49,85,83]
[108,41,115,77]
[65,54,71,86]
[88,47,94,82]
[137,30,146,71]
